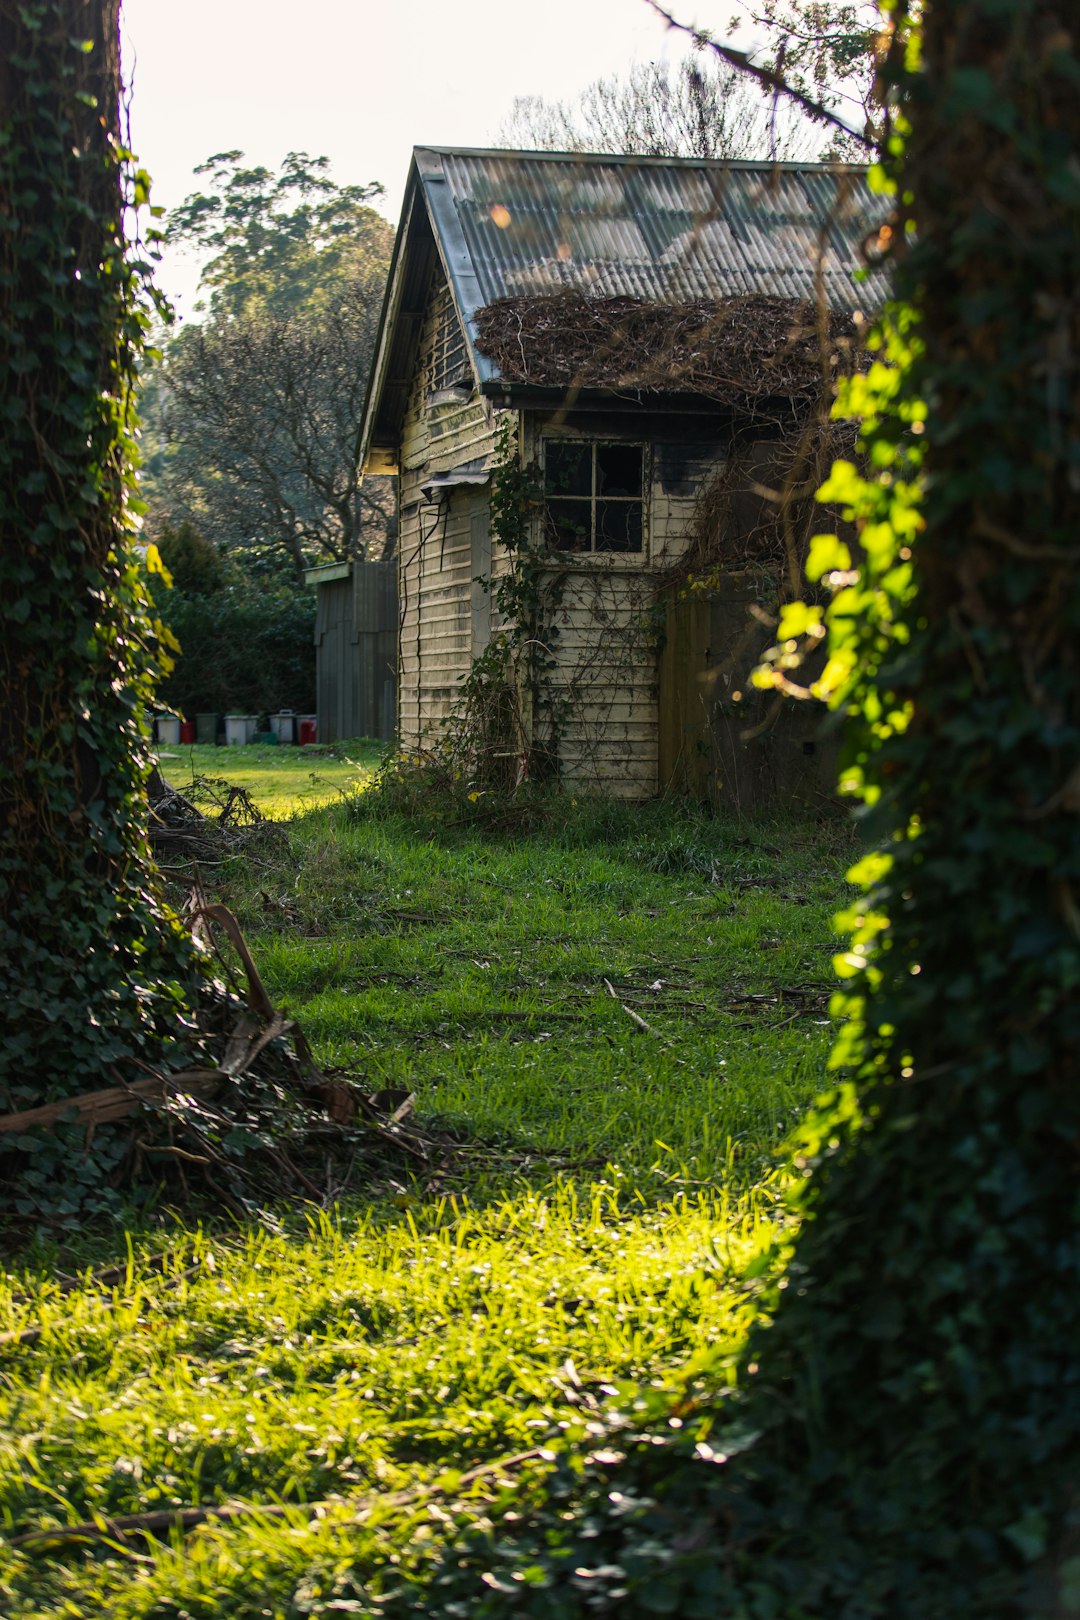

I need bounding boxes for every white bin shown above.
[270,710,296,745]
[224,714,258,746]
[156,713,181,747]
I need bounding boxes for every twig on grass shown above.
[603,978,655,1036]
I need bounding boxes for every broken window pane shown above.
[596,443,643,498]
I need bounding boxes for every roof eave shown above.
[411,143,869,175]
[357,169,422,478]
[477,378,813,419]
[413,149,498,390]
[359,149,500,474]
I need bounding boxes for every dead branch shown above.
[474,291,863,406]
[645,0,874,150]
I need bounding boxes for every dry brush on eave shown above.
[476,290,863,580]
[473,290,863,410]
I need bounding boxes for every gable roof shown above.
[361,146,887,470]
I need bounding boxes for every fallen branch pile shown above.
[0,886,440,1213]
[148,768,285,867]
[0,781,448,1216]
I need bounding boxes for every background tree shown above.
[140,152,395,582]
[718,0,883,151]
[164,149,388,321]
[0,0,200,1111]
[496,53,815,160]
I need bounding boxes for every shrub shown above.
[146,521,316,716]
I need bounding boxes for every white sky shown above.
[121,0,708,314]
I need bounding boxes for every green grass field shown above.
[0,755,857,1618]
[157,739,385,818]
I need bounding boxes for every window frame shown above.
[540,437,649,559]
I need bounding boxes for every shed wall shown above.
[398,265,500,743]
[520,417,725,799]
[314,561,398,742]
[314,576,355,743]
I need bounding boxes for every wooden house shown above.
[358,147,884,802]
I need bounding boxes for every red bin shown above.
[179,720,196,744]
[299,718,317,746]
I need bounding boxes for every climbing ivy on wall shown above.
[370,0,1080,1613]
[0,1,202,1114]
[440,417,569,787]
[452,419,661,793]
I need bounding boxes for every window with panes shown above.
[541,440,645,555]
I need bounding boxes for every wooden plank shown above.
[0,1073,222,1135]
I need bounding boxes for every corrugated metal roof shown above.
[359,147,888,469]
[422,148,885,325]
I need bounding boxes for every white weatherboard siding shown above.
[519,422,715,799]
[398,267,500,744]
[539,561,660,798]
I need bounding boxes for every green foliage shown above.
[154,519,230,596]
[166,149,390,320]
[141,153,395,579]
[5,2,1078,1612]
[0,2,202,1121]
[732,0,884,152]
[152,579,317,718]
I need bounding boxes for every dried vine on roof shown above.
[473,291,862,404]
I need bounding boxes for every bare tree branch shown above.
[644,0,876,150]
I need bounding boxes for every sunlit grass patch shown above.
[0,790,855,1616]
[156,738,384,819]
[0,1182,782,1617]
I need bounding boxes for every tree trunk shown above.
[719,1,1080,1610]
[0,0,198,1110]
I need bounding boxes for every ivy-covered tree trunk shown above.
[0,0,198,1115]
[713,0,1080,1610]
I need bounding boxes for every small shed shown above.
[358,147,885,800]
[304,559,397,742]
